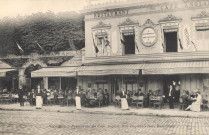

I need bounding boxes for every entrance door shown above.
[164,32,178,52]
[163,75,180,103]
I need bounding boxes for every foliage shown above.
[2,58,29,68]
[0,11,85,56]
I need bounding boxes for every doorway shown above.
[163,75,181,103]
[164,32,178,52]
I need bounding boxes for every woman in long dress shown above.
[120,88,129,110]
[185,91,202,112]
[75,86,81,110]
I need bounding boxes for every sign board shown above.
[141,27,157,47]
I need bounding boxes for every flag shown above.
[134,35,139,52]
[179,38,183,50]
[68,38,77,51]
[103,36,111,48]
[37,43,45,51]
[15,41,24,54]
[191,41,197,51]
[162,43,164,49]
[121,33,126,46]
[91,33,99,53]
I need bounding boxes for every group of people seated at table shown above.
[115,89,164,109]
[25,87,110,107]
[180,90,203,112]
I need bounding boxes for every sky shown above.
[0,0,87,18]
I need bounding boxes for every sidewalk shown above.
[0,103,209,118]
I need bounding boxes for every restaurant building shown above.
[78,0,209,102]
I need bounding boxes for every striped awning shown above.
[76,64,144,76]
[76,61,209,76]
[31,67,77,77]
[0,69,16,77]
[143,61,209,75]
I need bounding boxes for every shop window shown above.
[164,32,178,52]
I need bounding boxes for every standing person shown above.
[36,86,43,109]
[18,86,24,107]
[168,84,175,109]
[120,88,129,110]
[75,86,81,110]
[104,89,109,106]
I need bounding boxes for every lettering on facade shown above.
[94,8,129,18]
[183,0,209,8]
[161,3,177,10]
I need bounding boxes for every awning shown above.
[76,64,144,76]
[143,61,209,75]
[0,69,16,77]
[31,67,77,77]
[76,61,209,76]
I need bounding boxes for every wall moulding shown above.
[92,21,111,30]
[191,10,209,20]
[118,18,139,27]
[159,14,182,24]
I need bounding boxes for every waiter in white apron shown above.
[75,86,81,110]
[120,88,129,110]
[36,85,43,109]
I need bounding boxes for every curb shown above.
[0,107,209,118]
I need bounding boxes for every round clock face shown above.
[141,27,157,47]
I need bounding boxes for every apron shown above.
[36,96,43,109]
[75,96,81,110]
[121,98,129,110]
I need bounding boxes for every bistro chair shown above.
[136,96,144,108]
[131,96,138,107]
[179,97,187,110]
[114,96,121,107]
[47,95,55,105]
[153,96,163,109]
[98,100,103,107]
[201,99,208,111]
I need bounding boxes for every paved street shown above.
[0,110,209,135]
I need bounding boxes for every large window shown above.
[164,31,178,52]
[121,30,136,55]
[96,34,110,56]
[196,29,209,50]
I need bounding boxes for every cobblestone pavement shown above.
[0,110,209,135]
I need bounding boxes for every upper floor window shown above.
[92,21,111,56]
[192,11,209,51]
[159,14,182,53]
[118,18,138,55]
[122,30,135,54]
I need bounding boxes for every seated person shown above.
[185,91,202,112]
[180,90,190,106]
[138,89,144,96]
[132,90,139,97]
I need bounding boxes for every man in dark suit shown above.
[18,86,24,107]
[168,85,175,109]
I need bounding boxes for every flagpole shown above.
[191,41,197,51]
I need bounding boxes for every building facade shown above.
[78,0,209,102]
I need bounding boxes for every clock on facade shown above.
[140,27,157,47]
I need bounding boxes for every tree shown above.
[0,11,85,56]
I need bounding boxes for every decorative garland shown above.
[2,58,29,68]
[40,56,73,66]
